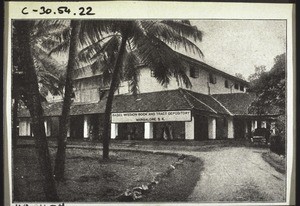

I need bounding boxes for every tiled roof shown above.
[112,89,192,113]
[18,89,232,117]
[211,93,257,115]
[178,53,249,86]
[182,89,229,115]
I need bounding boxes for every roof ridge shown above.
[210,95,233,116]
[114,88,181,97]
[178,88,195,110]
[183,90,217,114]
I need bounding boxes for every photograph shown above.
[4,2,295,206]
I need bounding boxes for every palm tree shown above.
[13,20,59,201]
[53,20,81,181]
[79,20,203,159]
[12,22,65,149]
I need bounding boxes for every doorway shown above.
[194,115,208,141]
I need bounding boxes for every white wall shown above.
[208,117,216,139]
[185,117,194,140]
[144,122,154,139]
[227,117,234,139]
[19,120,31,136]
[122,67,247,95]
[135,68,180,94]
[111,123,118,139]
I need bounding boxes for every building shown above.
[17,53,279,141]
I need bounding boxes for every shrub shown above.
[269,135,285,155]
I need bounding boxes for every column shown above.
[111,123,118,139]
[44,120,51,137]
[185,116,194,140]
[67,119,70,138]
[261,121,267,128]
[208,117,216,139]
[144,122,153,139]
[228,117,234,139]
[251,120,257,131]
[83,115,90,139]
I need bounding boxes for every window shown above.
[190,67,199,78]
[209,73,216,84]
[234,83,239,90]
[224,80,229,88]
[240,85,244,91]
[150,69,155,77]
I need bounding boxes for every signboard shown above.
[111,110,191,123]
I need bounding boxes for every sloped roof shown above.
[211,93,256,115]
[18,89,233,117]
[182,89,229,115]
[112,89,192,113]
[178,53,249,86]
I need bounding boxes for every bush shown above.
[269,135,285,156]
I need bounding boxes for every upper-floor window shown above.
[224,80,229,88]
[209,73,216,84]
[190,67,199,78]
[240,85,244,91]
[150,69,155,77]
[234,83,239,90]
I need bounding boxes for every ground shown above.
[13,139,286,202]
[185,147,286,202]
[13,143,202,202]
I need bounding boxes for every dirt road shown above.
[184,147,286,202]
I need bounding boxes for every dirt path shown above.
[183,147,286,202]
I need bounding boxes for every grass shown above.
[261,151,286,174]
[13,145,203,202]
[140,155,203,202]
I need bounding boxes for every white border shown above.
[4,2,295,206]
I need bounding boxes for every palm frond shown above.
[140,21,203,57]
[48,38,70,56]
[123,51,140,95]
[133,33,192,88]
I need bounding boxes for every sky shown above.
[55,20,286,81]
[184,20,286,80]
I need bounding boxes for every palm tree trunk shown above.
[15,20,59,201]
[102,34,128,159]
[54,20,81,181]
[12,89,19,149]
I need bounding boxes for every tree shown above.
[248,65,266,83]
[14,20,59,201]
[235,73,246,80]
[53,20,81,181]
[248,54,286,115]
[12,22,65,149]
[79,20,203,159]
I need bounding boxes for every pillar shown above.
[185,116,194,140]
[67,119,70,138]
[111,123,118,139]
[251,120,257,131]
[228,117,234,139]
[208,117,216,139]
[44,119,51,137]
[245,121,248,133]
[83,115,90,139]
[144,122,153,139]
[261,121,267,128]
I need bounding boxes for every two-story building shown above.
[17,53,279,141]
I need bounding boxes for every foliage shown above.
[12,21,66,102]
[247,65,266,83]
[235,73,246,80]
[248,54,286,115]
[76,20,203,94]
